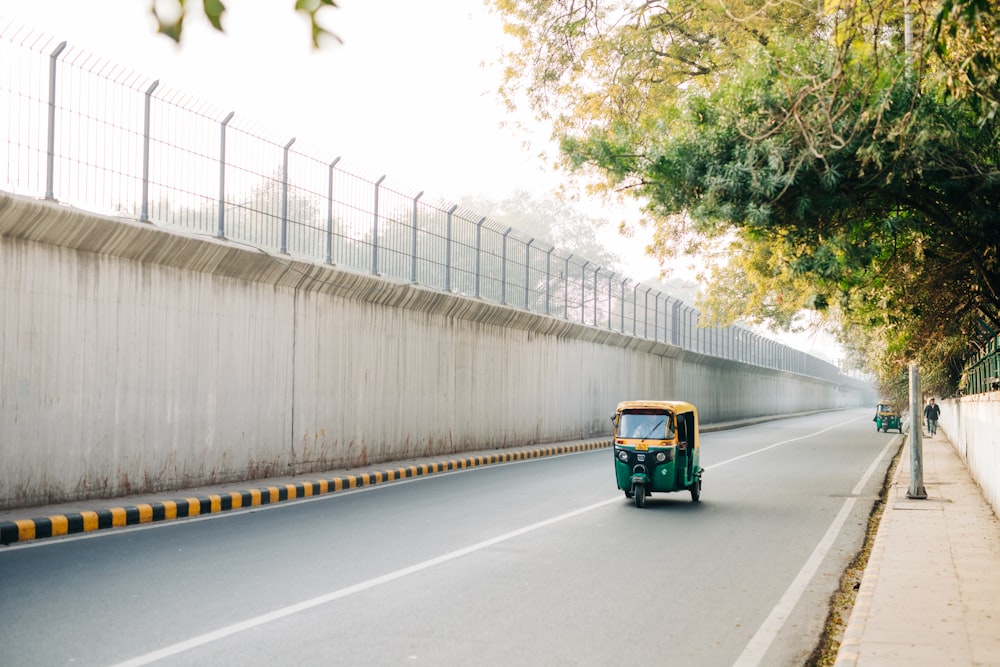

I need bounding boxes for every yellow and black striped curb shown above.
[0,440,611,545]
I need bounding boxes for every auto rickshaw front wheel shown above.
[633,484,646,508]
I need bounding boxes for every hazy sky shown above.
[1,0,559,200]
[1,0,665,272]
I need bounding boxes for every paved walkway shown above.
[835,430,1000,666]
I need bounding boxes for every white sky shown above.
[0,0,842,361]
[1,0,664,266]
[0,1,562,197]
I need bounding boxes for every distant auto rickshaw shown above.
[611,400,702,507]
[874,403,903,433]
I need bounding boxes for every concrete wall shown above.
[0,193,871,509]
[940,395,1000,517]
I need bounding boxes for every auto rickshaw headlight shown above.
[656,452,667,462]
[617,450,628,462]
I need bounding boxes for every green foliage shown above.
[494,0,1000,394]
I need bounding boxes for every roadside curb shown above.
[832,431,905,667]
[833,485,893,666]
[0,439,611,545]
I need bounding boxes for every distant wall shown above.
[0,194,871,509]
[940,395,1000,516]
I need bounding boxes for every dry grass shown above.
[805,446,902,666]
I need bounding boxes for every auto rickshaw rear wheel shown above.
[690,479,702,502]
[633,484,646,508]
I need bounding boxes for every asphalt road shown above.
[0,408,898,666]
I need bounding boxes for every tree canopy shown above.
[491,0,1000,398]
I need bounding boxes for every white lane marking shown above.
[705,417,864,471]
[111,418,888,666]
[731,438,897,667]
[109,496,622,667]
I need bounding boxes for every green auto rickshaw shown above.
[611,400,703,507]
[874,403,903,433]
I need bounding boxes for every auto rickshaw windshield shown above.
[619,410,675,440]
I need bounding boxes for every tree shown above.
[150,0,340,47]
[492,0,1000,394]
[932,0,1000,121]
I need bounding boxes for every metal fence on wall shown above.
[963,335,1000,394]
[0,24,843,382]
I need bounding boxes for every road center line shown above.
[706,417,864,472]
[109,495,622,667]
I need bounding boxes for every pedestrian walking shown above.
[923,397,941,435]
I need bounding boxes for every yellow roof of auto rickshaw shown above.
[615,400,697,415]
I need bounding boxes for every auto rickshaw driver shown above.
[620,411,675,440]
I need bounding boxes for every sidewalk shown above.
[834,430,1000,665]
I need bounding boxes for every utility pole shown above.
[907,362,927,499]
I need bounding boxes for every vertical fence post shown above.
[410,191,424,282]
[280,137,296,254]
[326,156,341,265]
[371,175,386,275]
[580,261,589,324]
[691,307,697,351]
[664,297,673,345]
[501,227,512,305]
[607,272,614,329]
[216,111,235,238]
[140,80,159,222]
[653,292,659,342]
[620,278,627,332]
[671,299,680,346]
[593,266,600,325]
[632,283,639,336]
[563,255,573,319]
[45,41,67,201]
[474,217,486,298]
[524,239,535,309]
[545,246,554,315]
[644,287,652,338]
[445,204,457,291]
